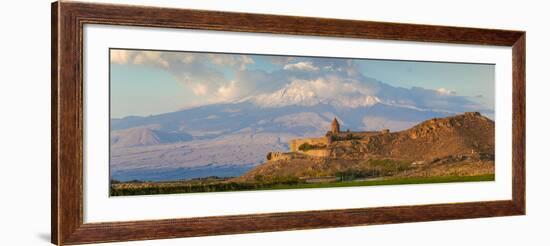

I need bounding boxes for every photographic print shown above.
[109,48,495,196]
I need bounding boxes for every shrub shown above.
[298,142,324,151]
[298,143,314,151]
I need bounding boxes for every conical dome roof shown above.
[331,118,340,134]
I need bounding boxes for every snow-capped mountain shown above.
[250,78,382,108]
[244,76,485,115]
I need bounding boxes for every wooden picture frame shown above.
[52,1,525,245]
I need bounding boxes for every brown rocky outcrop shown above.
[329,112,494,161]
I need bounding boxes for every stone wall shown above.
[285,131,385,159]
[301,149,328,158]
[266,152,294,161]
[333,131,381,139]
[267,149,328,161]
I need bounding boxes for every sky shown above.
[110,49,494,118]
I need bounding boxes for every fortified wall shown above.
[266,152,295,161]
[269,118,389,161]
[332,131,383,139]
[299,149,329,158]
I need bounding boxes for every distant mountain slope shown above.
[110,132,292,182]
[110,127,192,148]
[111,101,451,138]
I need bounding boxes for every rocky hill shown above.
[329,112,494,160]
[236,112,494,182]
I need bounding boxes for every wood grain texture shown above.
[64,1,524,46]
[63,201,520,245]
[51,1,526,245]
[52,1,85,244]
[512,34,526,213]
[51,2,59,244]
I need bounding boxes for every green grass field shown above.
[110,174,494,196]
[263,174,495,190]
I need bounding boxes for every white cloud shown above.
[270,56,294,65]
[208,54,255,71]
[436,87,456,96]
[110,50,171,68]
[132,51,170,68]
[239,55,255,70]
[216,80,240,101]
[110,50,487,114]
[175,53,195,64]
[109,50,260,100]
[109,50,254,71]
[284,61,319,72]
[190,83,208,96]
[110,50,130,64]
[110,50,242,98]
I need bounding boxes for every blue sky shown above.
[110,49,494,118]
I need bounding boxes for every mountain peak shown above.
[250,79,381,108]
